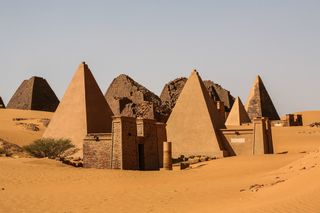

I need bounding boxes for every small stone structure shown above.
[83,116,167,170]
[285,114,303,126]
[0,97,5,108]
[163,142,173,170]
[221,117,273,155]
[7,76,59,112]
[272,114,303,127]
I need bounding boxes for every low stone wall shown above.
[83,133,112,169]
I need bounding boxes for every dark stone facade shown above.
[7,76,59,112]
[0,97,5,108]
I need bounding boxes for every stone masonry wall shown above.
[83,133,113,169]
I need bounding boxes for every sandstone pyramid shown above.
[105,74,170,122]
[160,77,235,112]
[0,97,5,108]
[7,76,59,112]
[43,62,114,156]
[246,75,280,121]
[225,97,251,126]
[166,70,227,158]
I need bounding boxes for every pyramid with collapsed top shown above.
[166,70,227,158]
[7,76,59,112]
[225,97,251,126]
[0,97,5,108]
[43,62,114,156]
[246,75,280,121]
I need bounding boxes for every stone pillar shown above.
[253,117,267,155]
[296,114,303,126]
[163,142,173,170]
[156,122,167,168]
[286,114,294,126]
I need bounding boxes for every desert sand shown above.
[0,109,52,146]
[1,109,320,212]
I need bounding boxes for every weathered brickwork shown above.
[115,117,139,170]
[83,116,166,170]
[83,133,113,169]
[136,119,160,170]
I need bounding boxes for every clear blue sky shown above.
[1,0,320,115]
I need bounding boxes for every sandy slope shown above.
[272,126,320,154]
[1,109,320,212]
[0,109,52,146]
[1,152,320,213]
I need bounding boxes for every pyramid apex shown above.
[192,69,198,74]
[255,75,262,81]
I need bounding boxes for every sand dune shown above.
[1,152,320,213]
[1,109,320,212]
[0,109,52,146]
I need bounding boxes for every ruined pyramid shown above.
[166,70,227,158]
[245,76,280,121]
[225,97,251,126]
[105,74,170,122]
[7,76,59,112]
[0,97,5,108]
[160,77,235,113]
[43,62,114,156]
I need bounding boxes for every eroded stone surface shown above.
[160,77,235,112]
[7,76,59,112]
[246,76,280,121]
[105,74,170,122]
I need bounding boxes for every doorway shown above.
[138,144,145,170]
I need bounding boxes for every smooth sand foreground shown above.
[1,152,320,213]
[1,109,320,212]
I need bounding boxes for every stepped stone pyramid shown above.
[166,70,227,158]
[246,75,280,121]
[43,62,114,156]
[225,97,251,126]
[7,76,59,112]
[0,97,5,108]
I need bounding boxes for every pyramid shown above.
[0,97,5,108]
[166,70,227,158]
[225,97,251,126]
[7,76,59,112]
[105,74,170,122]
[246,75,280,121]
[43,62,114,156]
